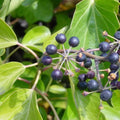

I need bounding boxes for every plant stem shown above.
[25,63,38,68]
[18,77,31,84]
[3,46,20,63]
[17,42,39,60]
[95,59,103,89]
[18,77,60,120]
[32,69,41,90]
[45,78,53,92]
[35,88,60,120]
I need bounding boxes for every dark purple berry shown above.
[51,69,63,80]
[78,74,86,82]
[116,81,120,89]
[77,81,87,90]
[46,44,57,55]
[86,71,95,79]
[114,31,120,40]
[100,90,112,101]
[41,56,52,65]
[108,52,119,63]
[55,33,66,44]
[69,37,79,47]
[117,49,120,55]
[84,58,92,68]
[99,42,110,52]
[76,53,86,62]
[110,63,119,71]
[111,80,117,90]
[87,80,99,91]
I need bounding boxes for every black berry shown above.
[55,33,66,44]
[86,71,95,79]
[78,74,87,82]
[100,90,112,101]
[110,63,119,71]
[46,44,57,55]
[87,80,99,91]
[41,56,52,65]
[108,52,119,63]
[76,53,86,62]
[99,42,110,52]
[84,58,92,68]
[116,81,120,89]
[77,81,87,90]
[114,31,120,40]
[69,37,79,47]
[51,69,63,80]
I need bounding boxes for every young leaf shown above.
[0,88,43,120]
[0,62,25,94]
[0,18,17,48]
[66,0,119,49]
[22,26,51,52]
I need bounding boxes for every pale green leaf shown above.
[22,26,51,52]
[7,0,24,14]
[66,0,119,49]
[0,18,17,48]
[0,0,10,20]
[0,88,43,120]
[0,62,25,94]
[49,85,66,94]
[0,49,5,56]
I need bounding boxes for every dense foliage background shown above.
[0,0,120,120]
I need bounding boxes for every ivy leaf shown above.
[0,62,25,94]
[0,88,43,120]
[63,88,103,120]
[7,0,24,14]
[12,0,53,24]
[0,18,17,48]
[22,26,51,52]
[0,0,10,20]
[66,0,119,49]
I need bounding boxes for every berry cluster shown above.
[41,31,120,107]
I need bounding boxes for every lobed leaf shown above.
[66,0,119,49]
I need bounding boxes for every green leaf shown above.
[12,0,53,24]
[0,88,43,120]
[66,0,119,49]
[43,27,67,51]
[0,49,5,56]
[22,26,51,52]
[0,62,25,94]
[7,0,24,14]
[63,89,102,120]
[101,90,120,120]
[0,18,17,48]
[49,85,66,94]
[0,0,10,20]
